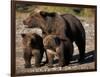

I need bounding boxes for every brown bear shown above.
[43,35,73,67]
[23,11,85,63]
[21,33,48,68]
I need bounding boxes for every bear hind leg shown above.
[75,39,85,63]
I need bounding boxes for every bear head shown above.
[23,11,57,34]
[21,33,43,49]
[43,35,61,51]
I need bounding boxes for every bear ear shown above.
[21,34,26,38]
[49,12,56,17]
[40,11,47,17]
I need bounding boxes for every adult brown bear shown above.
[21,33,48,68]
[43,34,73,67]
[23,11,86,63]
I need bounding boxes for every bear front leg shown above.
[47,49,55,68]
[56,45,65,67]
[23,48,32,68]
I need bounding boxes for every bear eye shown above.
[54,37,60,45]
[31,15,34,18]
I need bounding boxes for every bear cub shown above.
[21,33,48,68]
[43,35,73,67]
